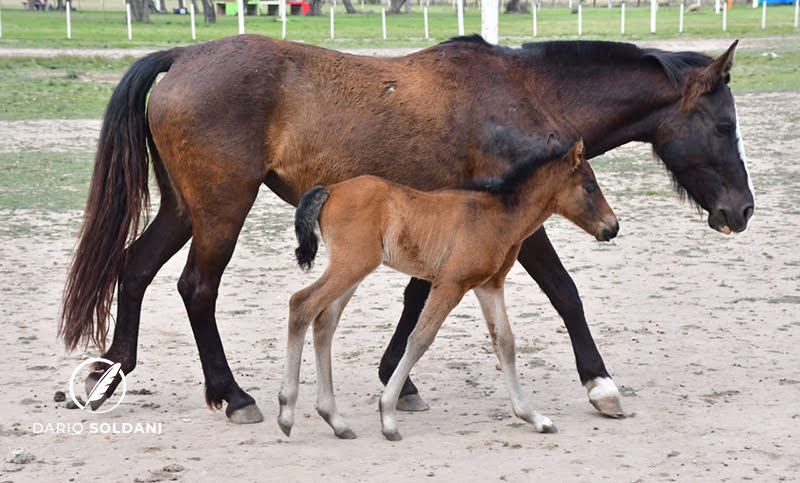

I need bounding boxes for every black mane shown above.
[455,144,571,207]
[444,36,713,87]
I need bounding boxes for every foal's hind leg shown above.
[278,267,374,437]
[87,184,191,409]
[474,284,556,434]
[379,283,466,441]
[177,184,263,424]
[313,286,358,439]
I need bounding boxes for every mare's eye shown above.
[584,184,596,194]
[717,123,734,136]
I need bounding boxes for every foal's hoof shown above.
[277,418,292,437]
[227,403,264,424]
[85,372,109,410]
[382,429,403,441]
[590,396,626,419]
[396,393,429,412]
[539,422,558,434]
[335,428,357,440]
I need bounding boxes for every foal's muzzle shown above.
[596,219,619,242]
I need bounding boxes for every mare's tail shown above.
[294,186,330,271]
[60,49,177,352]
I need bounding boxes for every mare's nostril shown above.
[743,205,754,222]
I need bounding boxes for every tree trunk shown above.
[389,0,407,13]
[308,0,322,15]
[179,0,185,7]
[129,0,151,22]
[504,0,528,12]
[342,0,359,12]
[201,0,216,22]
[157,0,167,12]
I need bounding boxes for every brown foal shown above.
[277,140,619,440]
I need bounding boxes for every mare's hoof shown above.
[227,403,264,424]
[396,393,429,412]
[590,396,626,419]
[382,429,403,441]
[85,372,108,410]
[335,428,357,440]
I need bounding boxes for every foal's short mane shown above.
[454,145,571,207]
[443,35,713,87]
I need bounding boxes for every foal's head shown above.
[551,140,619,242]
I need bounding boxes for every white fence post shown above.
[650,0,656,33]
[190,3,196,40]
[0,3,3,39]
[761,0,766,28]
[715,0,720,14]
[578,4,582,35]
[330,6,334,39]
[238,0,245,34]
[795,0,798,28]
[66,0,71,39]
[722,0,727,30]
[382,7,387,38]
[482,0,499,43]
[126,2,132,40]
[679,1,684,32]
[457,0,464,35]
[621,3,625,34]
[569,0,572,8]
[533,0,537,36]
[752,0,757,7]
[424,7,429,39]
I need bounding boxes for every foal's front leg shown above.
[379,283,466,441]
[474,285,556,434]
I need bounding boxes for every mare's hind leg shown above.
[177,184,263,424]
[87,185,191,409]
[474,284,556,434]
[379,283,466,441]
[313,286,358,439]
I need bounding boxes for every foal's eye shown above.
[717,123,734,136]
[584,184,596,194]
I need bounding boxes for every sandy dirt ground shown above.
[1,62,799,481]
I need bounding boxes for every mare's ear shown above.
[681,40,738,112]
[564,138,585,172]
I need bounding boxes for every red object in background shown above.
[286,0,310,15]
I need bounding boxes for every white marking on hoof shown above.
[585,376,620,401]
[533,413,557,433]
[228,403,264,424]
[396,393,429,412]
[585,377,626,418]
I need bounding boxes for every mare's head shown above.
[552,140,619,242]
[652,40,754,233]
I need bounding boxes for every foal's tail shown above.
[60,49,177,352]
[294,186,330,271]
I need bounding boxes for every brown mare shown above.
[61,35,754,424]
[278,140,618,440]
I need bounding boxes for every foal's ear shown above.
[564,138,585,172]
[681,40,738,112]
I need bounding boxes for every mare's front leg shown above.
[474,284,556,433]
[516,227,624,418]
[378,277,432,412]
[379,283,465,441]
